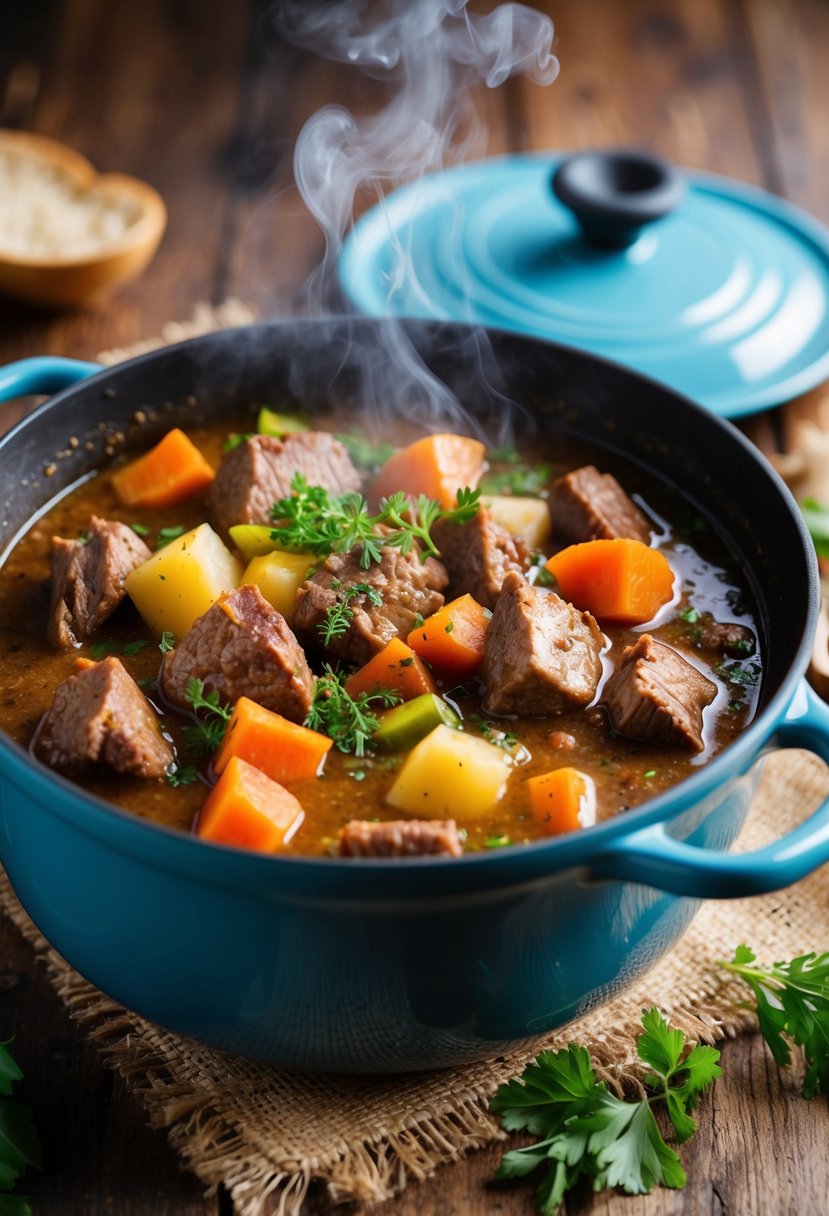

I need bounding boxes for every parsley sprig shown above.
[318,582,383,646]
[491,1009,721,1213]
[305,665,400,756]
[269,474,480,570]
[0,1039,41,1214]
[181,677,232,758]
[718,944,829,1097]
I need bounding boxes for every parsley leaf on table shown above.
[491,1009,720,1214]
[0,1040,41,1213]
[718,945,829,1098]
[269,473,480,570]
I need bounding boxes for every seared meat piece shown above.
[432,507,531,609]
[481,572,604,716]
[551,465,651,545]
[293,545,448,666]
[160,583,314,721]
[339,819,463,857]
[36,656,173,777]
[694,618,755,658]
[48,515,151,648]
[600,633,717,752]
[210,432,361,538]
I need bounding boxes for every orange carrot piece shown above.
[545,538,674,624]
[407,593,489,679]
[371,433,485,509]
[527,767,596,836]
[196,756,304,852]
[344,637,437,701]
[213,696,332,785]
[111,428,214,509]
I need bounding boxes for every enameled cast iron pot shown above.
[1,317,828,1074]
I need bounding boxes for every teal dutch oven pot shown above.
[1,318,828,1073]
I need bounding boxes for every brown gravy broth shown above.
[0,416,762,855]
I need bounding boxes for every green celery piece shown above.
[257,406,309,438]
[373,693,460,752]
[229,524,284,560]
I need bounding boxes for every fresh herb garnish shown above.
[488,445,521,463]
[165,763,199,788]
[130,522,151,536]
[481,463,550,497]
[644,769,656,779]
[335,433,397,469]
[723,662,761,686]
[471,713,519,751]
[533,565,556,589]
[484,833,511,849]
[717,945,829,1097]
[155,524,187,550]
[305,665,401,756]
[182,677,232,757]
[89,638,150,660]
[223,432,253,453]
[318,583,383,646]
[492,1009,721,1212]
[444,620,455,634]
[800,498,829,560]
[0,1039,41,1212]
[159,631,175,654]
[269,473,480,570]
[676,605,699,623]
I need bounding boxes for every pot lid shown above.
[339,152,829,417]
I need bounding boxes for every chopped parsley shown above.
[481,463,550,497]
[335,433,397,469]
[89,638,150,660]
[130,522,151,536]
[269,473,480,569]
[483,833,511,849]
[182,678,232,757]
[676,605,699,623]
[318,583,383,646]
[166,763,199,788]
[471,713,519,751]
[155,524,187,550]
[305,665,401,756]
[223,431,253,452]
[159,630,175,654]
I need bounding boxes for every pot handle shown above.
[0,357,102,403]
[588,681,829,898]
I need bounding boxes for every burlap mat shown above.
[2,307,827,1215]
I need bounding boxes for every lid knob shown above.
[552,150,685,249]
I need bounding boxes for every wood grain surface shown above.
[1,1,828,1213]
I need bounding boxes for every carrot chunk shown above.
[527,767,596,835]
[213,696,332,785]
[111,428,214,509]
[344,637,437,701]
[196,756,304,852]
[544,538,674,624]
[371,433,485,509]
[407,593,488,678]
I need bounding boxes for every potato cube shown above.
[242,551,315,621]
[386,724,511,820]
[125,522,242,639]
[487,494,552,549]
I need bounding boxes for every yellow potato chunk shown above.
[242,551,316,621]
[125,523,243,639]
[229,524,281,560]
[487,494,552,550]
[386,724,511,820]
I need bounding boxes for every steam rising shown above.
[277,0,559,436]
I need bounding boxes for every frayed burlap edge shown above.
[4,748,826,1215]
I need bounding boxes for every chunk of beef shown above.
[48,515,151,648]
[551,465,651,545]
[210,432,361,538]
[36,656,173,777]
[339,819,463,858]
[432,508,531,608]
[694,619,755,658]
[160,583,314,721]
[293,544,448,666]
[600,633,717,752]
[481,572,604,716]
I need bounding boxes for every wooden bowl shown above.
[0,130,167,306]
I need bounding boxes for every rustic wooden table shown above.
[1,0,828,1212]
